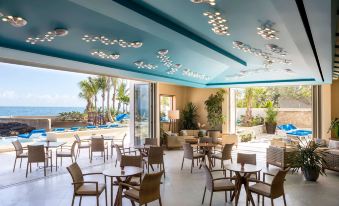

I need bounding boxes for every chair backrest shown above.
[12,140,23,156]
[139,171,164,204]
[74,134,80,142]
[202,164,213,191]
[115,144,123,162]
[66,163,84,191]
[120,155,143,168]
[237,153,256,165]
[199,137,212,143]
[145,138,157,146]
[183,143,194,159]
[270,167,290,198]
[27,145,45,163]
[91,137,104,152]
[222,143,234,159]
[70,141,77,156]
[147,146,163,164]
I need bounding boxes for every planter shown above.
[208,130,221,138]
[265,122,277,134]
[303,167,320,181]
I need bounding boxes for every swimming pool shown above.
[0,136,33,146]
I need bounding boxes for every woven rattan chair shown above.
[202,164,235,206]
[211,143,234,168]
[145,138,157,146]
[120,155,143,186]
[144,146,165,177]
[74,134,91,158]
[114,144,137,167]
[56,141,77,171]
[90,137,108,163]
[232,153,259,180]
[120,171,164,206]
[249,167,290,206]
[181,143,204,173]
[67,162,107,206]
[26,145,52,177]
[12,140,28,172]
[110,134,125,156]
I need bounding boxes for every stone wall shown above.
[0,117,51,131]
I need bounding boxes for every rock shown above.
[0,122,36,137]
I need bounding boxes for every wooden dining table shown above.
[103,166,143,206]
[196,143,218,169]
[224,163,262,206]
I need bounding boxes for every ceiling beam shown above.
[112,0,247,66]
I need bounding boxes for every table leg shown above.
[245,173,255,206]
[234,172,243,206]
[111,177,113,206]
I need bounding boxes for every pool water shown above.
[0,137,33,146]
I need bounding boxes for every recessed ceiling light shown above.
[0,12,27,27]
[26,28,68,44]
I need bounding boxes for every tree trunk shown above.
[107,79,114,122]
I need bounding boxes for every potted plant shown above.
[264,101,278,134]
[181,102,199,129]
[328,118,339,139]
[291,138,326,181]
[204,89,226,138]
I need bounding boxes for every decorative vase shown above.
[265,122,277,134]
[208,130,220,138]
[303,167,320,181]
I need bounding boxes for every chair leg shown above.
[209,191,213,206]
[25,162,29,177]
[44,162,46,176]
[225,191,227,202]
[191,160,193,173]
[115,159,117,167]
[257,194,260,205]
[271,198,274,206]
[202,186,206,204]
[71,194,75,206]
[105,186,108,206]
[13,157,17,172]
[159,196,163,206]
[79,196,82,206]
[20,158,23,168]
[104,151,106,163]
[181,157,184,170]
[283,193,287,206]
[96,195,99,206]
[56,156,58,172]
[262,196,264,206]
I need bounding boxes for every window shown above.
[160,95,174,122]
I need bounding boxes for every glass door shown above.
[134,84,150,145]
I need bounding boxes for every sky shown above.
[0,62,91,107]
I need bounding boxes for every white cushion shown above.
[328,140,339,149]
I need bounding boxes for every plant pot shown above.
[265,122,277,134]
[303,167,320,181]
[208,130,221,138]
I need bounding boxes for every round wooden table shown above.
[196,143,218,169]
[103,166,143,206]
[224,164,262,206]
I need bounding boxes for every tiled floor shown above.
[0,146,338,206]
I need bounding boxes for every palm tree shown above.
[117,81,130,113]
[78,79,94,112]
[111,77,119,112]
[106,77,114,122]
[96,76,108,116]
[88,77,100,112]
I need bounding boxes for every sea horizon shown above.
[0,106,85,116]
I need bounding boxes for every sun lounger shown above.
[70,127,80,131]
[53,128,65,132]
[86,125,97,129]
[98,125,109,129]
[277,124,312,137]
[18,129,47,139]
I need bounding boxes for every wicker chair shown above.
[145,138,157,146]
[181,143,204,173]
[232,153,258,180]
[56,141,77,171]
[266,146,295,169]
[12,140,28,172]
[114,144,137,167]
[249,167,290,206]
[120,171,164,206]
[201,164,235,206]
[110,134,125,157]
[211,143,234,169]
[90,138,108,163]
[144,146,165,177]
[66,163,107,206]
[26,145,52,177]
[120,155,143,186]
[74,134,91,158]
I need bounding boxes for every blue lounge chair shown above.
[277,124,297,132]
[18,129,47,139]
[53,128,65,132]
[98,125,109,129]
[109,124,119,128]
[86,125,97,129]
[115,114,129,122]
[277,124,312,137]
[70,127,80,131]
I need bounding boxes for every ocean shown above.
[0,106,85,116]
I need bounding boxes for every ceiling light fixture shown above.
[225,66,294,80]
[257,20,279,40]
[82,35,142,48]
[190,0,216,6]
[182,69,210,80]
[0,12,27,27]
[134,61,157,70]
[265,44,287,56]
[156,49,182,74]
[203,11,230,36]
[26,28,68,44]
[91,50,120,60]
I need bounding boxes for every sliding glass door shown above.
[134,84,150,145]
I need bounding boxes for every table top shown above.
[84,136,114,141]
[134,145,151,149]
[224,163,262,173]
[103,166,143,177]
[30,141,66,148]
[196,143,217,147]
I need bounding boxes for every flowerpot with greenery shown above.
[328,118,339,140]
[290,138,326,182]
[264,101,278,134]
[181,102,199,130]
[204,89,226,137]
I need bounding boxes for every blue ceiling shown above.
[0,0,334,87]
